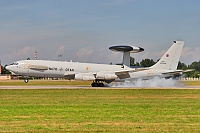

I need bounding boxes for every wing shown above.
[63,68,149,80]
[64,72,76,80]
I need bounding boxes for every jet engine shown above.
[95,72,118,80]
[75,73,95,81]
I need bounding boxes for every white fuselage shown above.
[6,60,124,78]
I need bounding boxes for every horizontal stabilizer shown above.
[182,69,195,73]
[162,69,195,75]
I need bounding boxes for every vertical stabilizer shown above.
[150,41,184,70]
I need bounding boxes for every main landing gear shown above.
[91,82,104,87]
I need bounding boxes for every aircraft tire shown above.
[91,82,104,87]
[24,79,29,83]
[91,83,98,87]
[99,83,104,87]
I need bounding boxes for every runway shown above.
[0,85,200,89]
[0,85,91,89]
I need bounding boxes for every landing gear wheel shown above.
[91,82,104,87]
[99,83,104,87]
[91,82,98,87]
[24,78,29,83]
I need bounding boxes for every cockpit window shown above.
[10,62,18,65]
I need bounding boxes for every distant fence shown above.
[180,77,200,81]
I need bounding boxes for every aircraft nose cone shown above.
[5,65,12,71]
[5,65,9,70]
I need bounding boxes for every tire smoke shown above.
[110,77,183,88]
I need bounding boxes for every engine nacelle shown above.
[96,73,118,80]
[75,74,95,81]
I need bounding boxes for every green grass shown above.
[0,89,200,132]
[181,80,200,86]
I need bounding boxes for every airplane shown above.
[6,41,193,87]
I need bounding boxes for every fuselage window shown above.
[49,67,53,70]
[65,68,74,71]
[49,67,58,71]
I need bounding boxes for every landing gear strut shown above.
[91,82,104,87]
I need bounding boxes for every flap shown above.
[64,72,76,76]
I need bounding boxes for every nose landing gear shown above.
[24,78,29,83]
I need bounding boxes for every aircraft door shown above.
[19,62,30,73]
[24,64,30,73]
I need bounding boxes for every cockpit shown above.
[10,62,19,65]
[6,62,21,74]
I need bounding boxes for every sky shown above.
[0,0,200,66]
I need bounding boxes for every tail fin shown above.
[150,41,184,70]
